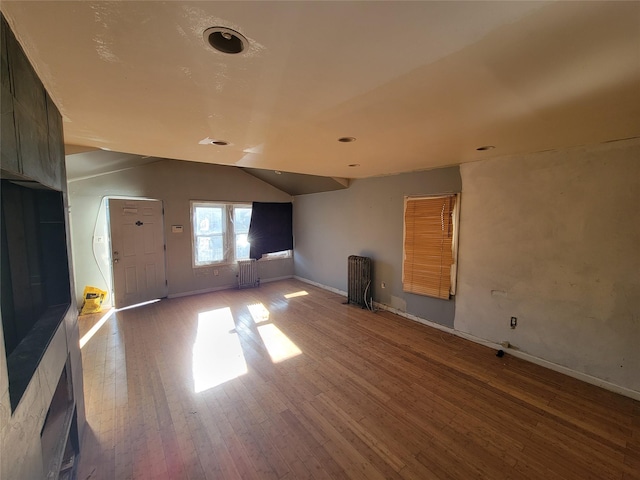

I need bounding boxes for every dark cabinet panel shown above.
[1,16,11,93]
[7,21,47,130]
[46,93,63,142]
[1,85,19,172]
[1,14,64,190]
[15,102,63,189]
[1,17,19,173]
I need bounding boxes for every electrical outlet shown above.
[510,316,517,328]
[381,282,386,289]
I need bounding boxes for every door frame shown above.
[105,196,168,308]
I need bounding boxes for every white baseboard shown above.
[496,348,640,401]
[294,276,347,297]
[168,284,236,298]
[261,275,294,284]
[293,276,640,401]
[168,275,294,299]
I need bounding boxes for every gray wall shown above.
[455,138,640,392]
[293,167,462,327]
[68,159,293,305]
[293,138,639,394]
[1,14,84,479]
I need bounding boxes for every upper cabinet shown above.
[1,14,64,191]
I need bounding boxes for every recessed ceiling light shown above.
[348,163,360,167]
[210,140,229,146]
[476,145,495,151]
[198,137,229,145]
[338,137,356,143]
[203,27,247,54]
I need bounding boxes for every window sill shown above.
[258,255,292,262]
[193,255,292,269]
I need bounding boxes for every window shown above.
[233,206,252,260]
[402,194,459,300]
[192,202,252,266]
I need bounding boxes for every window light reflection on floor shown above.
[257,323,302,363]
[79,307,115,349]
[247,303,270,324]
[284,290,309,299]
[116,298,161,312]
[192,307,247,393]
[247,302,303,363]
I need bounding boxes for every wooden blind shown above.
[403,195,456,299]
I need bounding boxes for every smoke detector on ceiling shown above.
[203,27,248,54]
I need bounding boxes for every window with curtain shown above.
[248,202,293,260]
[402,194,458,300]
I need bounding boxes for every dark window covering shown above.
[248,202,293,259]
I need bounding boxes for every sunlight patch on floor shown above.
[79,308,115,348]
[115,298,161,312]
[247,303,270,324]
[257,323,303,363]
[192,307,247,393]
[284,290,309,299]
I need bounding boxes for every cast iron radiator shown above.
[347,255,372,308]
[238,259,259,289]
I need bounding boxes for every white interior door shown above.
[109,199,167,309]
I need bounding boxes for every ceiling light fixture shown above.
[203,27,247,54]
[198,137,229,145]
[348,163,360,167]
[476,145,495,151]
[338,137,356,143]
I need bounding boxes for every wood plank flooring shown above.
[77,279,639,480]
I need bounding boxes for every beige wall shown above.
[455,138,640,393]
[68,159,293,306]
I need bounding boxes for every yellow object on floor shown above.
[80,286,108,315]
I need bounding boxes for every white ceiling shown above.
[3,1,639,179]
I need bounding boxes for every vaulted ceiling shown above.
[2,1,639,179]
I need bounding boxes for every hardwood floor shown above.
[77,279,639,480]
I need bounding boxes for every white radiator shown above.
[237,259,259,289]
